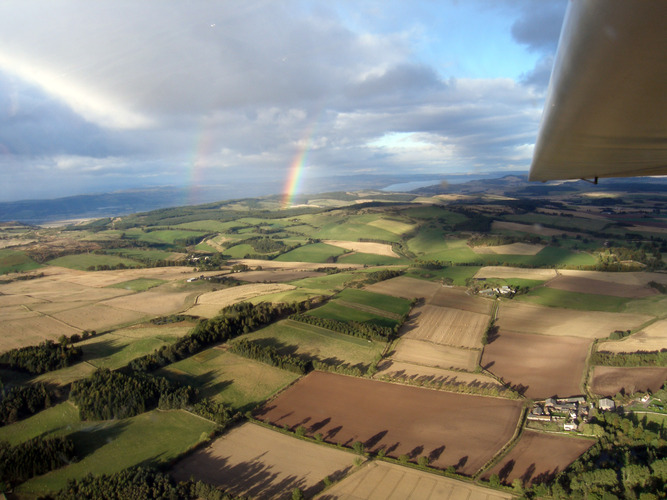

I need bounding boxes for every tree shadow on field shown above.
[161,370,232,400]
[82,337,126,363]
[428,445,445,462]
[395,311,421,337]
[69,420,131,459]
[408,445,424,459]
[309,417,331,433]
[364,430,388,450]
[532,467,559,485]
[498,459,515,481]
[454,456,468,471]
[326,425,343,441]
[485,325,500,344]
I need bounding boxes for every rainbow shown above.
[281,128,314,209]
[186,126,216,206]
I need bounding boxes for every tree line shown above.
[129,301,301,372]
[0,340,82,374]
[229,339,312,374]
[592,349,667,367]
[0,383,54,426]
[0,436,75,488]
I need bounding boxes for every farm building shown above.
[598,398,615,411]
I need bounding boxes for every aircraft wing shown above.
[529,0,667,182]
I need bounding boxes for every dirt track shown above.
[255,371,523,476]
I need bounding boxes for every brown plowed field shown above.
[481,331,591,399]
[318,461,512,500]
[590,366,667,396]
[392,339,479,372]
[233,270,324,283]
[375,359,505,391]
[254,371,523,475]
[483,431,594,486]
[172,423,358,499]
[427,287,493,314]
[474,266,557,281]
[364,276,441,300]
[497,302,651,339]
[402,305,488,349]
[559,269,667,286]
[597,319,667,353]
[545,275,657,298]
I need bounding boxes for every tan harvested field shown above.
[497,302,652,339]
[471,243,545,255]
[491,221,582,237]
[233,270,323,283]
[627,224,667,234]
[403,305,488,349]
[481,330,591,398]
[559,269,667,286]
[58,266,213,287]
[231,259,362,271]
[590,367,667,396]
[392,339,479,371]
[597,319,667,353]
[375,359,505,391]
[51,304,146,331]
[171,423,357,499]
[1,278,131,303]
[255,372,523,475]
[1,315,81,352]
[323,240,399,258]
[187,283,296,318]
[0,294,47,307]
[483,431,594,486]
[545,275,657,298]
[364,276,442,300]
[318,461,512,500]
[427,287,493,314]
[474,266,558,281]
[101,290,193,315]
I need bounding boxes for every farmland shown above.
[254,372,523,475]
[186,283,296,318]
[597,319,667,353]
[401,304,488,349]
[590,367,667,396]
[391,338,479,371]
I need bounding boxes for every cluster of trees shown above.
[592,349,667,367]
[129,301,300,372]
[86,263,141,272]
[608,329,632,340]
[51,466,238,500]
[0,436,74,487]
[597,244,664,270]
[649,280,667,294]
[290,313,395,341]
[229,340,312,374]
[527,410,667,499]
[0,340,82,374]
[452,212,493,232]
[69,369,195,420]
[150,314,196,325]
[411,260,446,270]
[0,383,54,425]
[467,234,543,247]
[364,269,404,284]
[190,399,237,427]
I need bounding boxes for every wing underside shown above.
[529,0,667,182]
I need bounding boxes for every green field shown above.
[503,213,609,232]
[16,409,215,497]
[311,214,402,242]
[107,278,167,292]
[335,288,412,316]
[289,272,366,293]
[274,242,346,263]
[132,229,208,245]
[403,206,468,223]
[105,248,179,262]
[621,295,667,317]
[223,243,257,258]
[173,220,245,232]
[250,288,326,304]
[0,249,42,274]
[307,301,399,328]
[407,265,481,286]
[233,319,385,371]
[47,253,143,270]
[516,287,632,312]
[337,252,406,266]
[159,349,299,411]
[0,402,80,445]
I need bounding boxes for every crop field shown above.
[481,330,591,398]
[104,248,179,263]
[323,239,398,257]
[407,265,481,286]
[497,302,652,339]
[16,410,216,498]
[233,320,385,371]
[319,461,512,500]
[254,372,523,475]
[1,313,81,352]
[337,252,406,266]
[307,301,399,328]
[223,243,257,258]
[311,216,402,243]
[159,349,299,410]
[367,217,415,235]
[290,272,366,293]
[391,339,479,372]
[131,229,208,245]
[483,431,594,486]
[491,221,582,237]
[401,305,488,349]
[474,266,558,281]
[274,242,347,263]
[590,367,667,396]
[428,286,493,314]
[471,243,545,255]
[516,288,632,313]
[51,303,147,331]
[374,359,505,392]
[544,275,657,298]
[364,276,442,300]
[504,213,608,232]
[234,269,324,283]
[172,422,358,499]
[47,253,143,270]
[597,319,667,353]
[335,288,412,316]
[186,283,296,318]
[0,249,41,274]
[559,269,667,287]
[101,290,194,315]
[57,266,207,287]
[107,278,167,291]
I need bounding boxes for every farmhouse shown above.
[598,398,616,411]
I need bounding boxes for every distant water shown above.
[382,180,440,192]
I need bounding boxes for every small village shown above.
[527,396,616,432]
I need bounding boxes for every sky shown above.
[0,0,567,202]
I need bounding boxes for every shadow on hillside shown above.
[68,420,131,459]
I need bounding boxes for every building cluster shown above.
[527,396,590,431]
[478,285,515,297]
